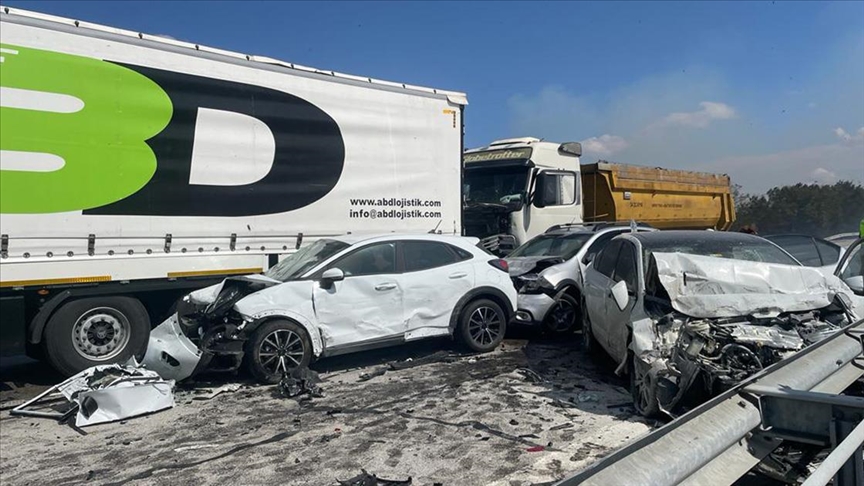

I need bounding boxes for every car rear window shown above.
[509,233,592,259]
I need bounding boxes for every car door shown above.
[583,239,623,354]
[605,240,639,362]
[400,240,475,340]
[312,241,404,350]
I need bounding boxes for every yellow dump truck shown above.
[581,161,736,230]
[463,138,737,254]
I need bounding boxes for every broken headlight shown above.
[518,274,552,294]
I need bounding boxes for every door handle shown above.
[449,272,468,279]
[375,283,397,291]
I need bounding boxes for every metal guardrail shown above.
[556,319,864,486]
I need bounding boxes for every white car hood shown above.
[187,273,282,305]
[652,252,854,318]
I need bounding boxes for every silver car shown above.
[582,230,858,417]
[506,223,655,333]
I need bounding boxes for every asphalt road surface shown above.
[0,330,655,486]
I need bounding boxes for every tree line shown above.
[732,181,864,237]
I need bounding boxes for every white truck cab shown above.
[463,137,583,254]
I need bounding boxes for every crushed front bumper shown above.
[513,293,556,325]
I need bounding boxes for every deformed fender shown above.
[448,286,515,333]
[243,310,325,357]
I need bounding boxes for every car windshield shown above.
[463,165,529,205]
[264,239,350,282]
[509,233,593,259]
[641,235,800,266]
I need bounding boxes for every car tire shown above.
[458,298,507,352]
[581,298,599,355]
[630,355,661,418]
[542,293,579,334]
[244,319,312,384]
[44,296,150,377]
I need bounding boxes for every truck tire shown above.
[458,298,507,352]
[244,319,312,384]
[43,296,151,376]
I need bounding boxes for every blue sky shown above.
[8,1,864,193]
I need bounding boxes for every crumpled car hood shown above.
[652,252,854,318]
[506,256,565,277]
[187,274,282,305]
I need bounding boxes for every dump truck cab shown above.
[463,138,583,254]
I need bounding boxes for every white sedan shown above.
[144,234,517,383]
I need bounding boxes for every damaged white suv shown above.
[144,234,517,383]
[582,230,859,417]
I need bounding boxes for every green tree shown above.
[733,181,864,237]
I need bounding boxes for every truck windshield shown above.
[509,233,593,260]
[463,165,529,205]
[265,239,350,282]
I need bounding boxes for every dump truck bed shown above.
[581,161,736,230]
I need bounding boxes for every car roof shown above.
[544,222,654,237]
[626,230,772,246]
[328,233,479,247]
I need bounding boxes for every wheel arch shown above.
[448,286,514,333]
[243,310,324,357]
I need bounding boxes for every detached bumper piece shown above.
[11,363,174,427]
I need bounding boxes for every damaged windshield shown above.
[264,239,349,282]
[509,233,592,259]
[638,233,799,266]
[463,165,529,206]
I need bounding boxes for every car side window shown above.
[594,240,622,278]
[403,241,459,272]
[612,242,638,292]
[840,242,862,281]
[814,239,841,266]
[450,244,474,261]
[583,230,624,264]
[769,235,821,266]
[330,242,396,277]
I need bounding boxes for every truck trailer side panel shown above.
[0,7,466,374]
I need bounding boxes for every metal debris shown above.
[280,367,323,398]
[336,469,412,486]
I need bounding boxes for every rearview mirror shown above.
[584,253,596,265]
[320,268,345,289]
[611,280,630,311]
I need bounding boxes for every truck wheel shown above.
[542,294,579,334]
[43,297,151,376]
[458,299,507,352]
[244,320,312,384]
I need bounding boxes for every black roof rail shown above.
[545,221,654,233]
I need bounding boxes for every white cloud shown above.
[701,142,864,193]
[811,167,838,184]
[653,101,737,129]
[834,126,864,143]
[580,134,629,157]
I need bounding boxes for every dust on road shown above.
[0,334,653,486]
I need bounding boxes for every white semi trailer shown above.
[0,6,466,375]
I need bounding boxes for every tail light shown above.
[488,259,509,273]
